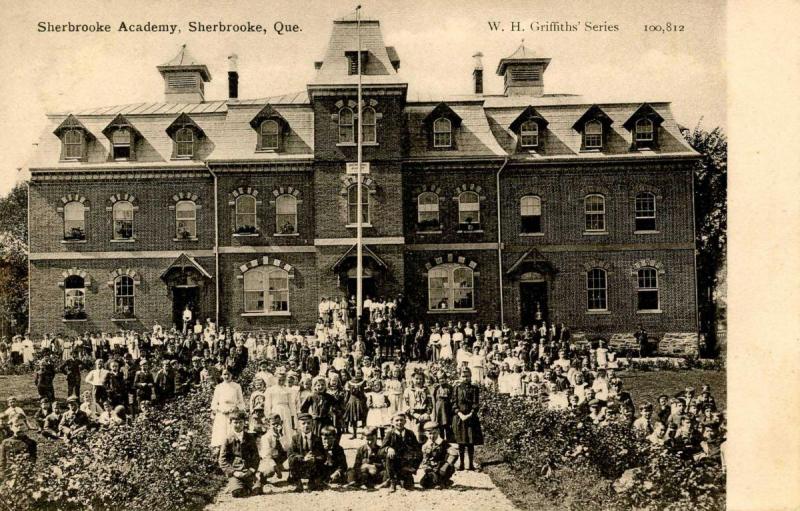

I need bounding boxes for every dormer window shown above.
[102,114,140,162]
[584,120,603,149]
[111,129,132,159]
[520,120,539,147]
[54,114,93,161]
[509,106,549,153]
[260,120,279,150]
[176,128,194,157]
[64,130,84,159]
[623,103,664,150]
[433,118,452,148]
[635,118,653,142]
[345,51,369,75]
[166,112,204,160]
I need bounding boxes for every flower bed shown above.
[617,357,725,372]
[1,366,255,510]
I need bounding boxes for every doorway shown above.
[520,271,548,326]
[347,276,376,302]
[172,286,199,330]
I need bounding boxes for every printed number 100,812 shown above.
[644,23,685,32]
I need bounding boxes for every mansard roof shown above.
[248,104,289,130]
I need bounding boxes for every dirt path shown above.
[207,434,519,511]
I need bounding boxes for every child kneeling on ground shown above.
[257,413,288,493]
[219,410,261,498]
[419,421,458,489]
[319,426,348,485]
[348,426,385,488]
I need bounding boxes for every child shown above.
[257,414,288,494]
[41,402,62,439]
[348,426,385,488]
[299,377,336,437]
[218,410,261,498]
[403,369,432,441]
[343,369,368,439]
[431,372,454,441]
[451,367,483,471]
[379,412,422,492]
[319,426,348,485]
[366,379,390,439]
[287,412,325,492]
[384,366,405,417]
[419,421,458,489]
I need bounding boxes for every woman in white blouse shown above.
[210,369,245,448]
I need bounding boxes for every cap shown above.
[393,411,407,419]
[589,399,600,407]
[269,413,283,423]
[40,398,50,404]
[66,395,79,403]
[297,412,313,422]
[423,421,439,431]
[229,410,248,421]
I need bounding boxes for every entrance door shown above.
[172,286,199,330]
[520,281,548,327]
[347,277,376,302]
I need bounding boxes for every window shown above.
[346,51,368,75]
[112,201,134,240]
[243,268,290,314]
[64,276,85,319]
[260,120,279,150]
[276,194,298,234]
[520,195,542,234]
[114,276,135,316]
[635,192,657,231]
[433,117,452,148]
[63,201,86,241]
[64,129,84,159]
[175,127,194,158]
[637,267,659,311]
[361,107,376,143]
[111,129,131,159]
[458,191,480,229]
[587,268,607,311]
[428,264,474,311]
[175,200,197,239]
[339,107,354,144]
[584,120,603,149]
[417,192,440,231]
[584,194,606,232]
[635,118,654,142]
[520,120,539,148]
[235,195,258,234]
[347,185,369,225]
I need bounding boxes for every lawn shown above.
[0,372,80,416]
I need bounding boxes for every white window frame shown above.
[635,118,654,142]
[175,127,194,158]
[458,191,480,227]
[361,106,376,144]
[520,120,539,147]
[427,263,474,311]
[64,129,84,159]
[433,117,452,148]
[63,201,86,240]
[235,195,258,233]
[243,267,290,314]
[111,128,132,160]
[275,194,298,234]
[112,201,134,240]
[584,194,606,232]
[586,268,608,311]
[637,267,660,311]
[520,195,542,234]
[339,107,355,144]
[634,192,657,231]
[584,119,603,149]
[114,275,135,316]
[260,119,280,150]
[417,192,440,231]
[347,184,370,226]
[64,275,86,317]
[175,200,197,239]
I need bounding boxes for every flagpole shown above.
[355,5,363,338]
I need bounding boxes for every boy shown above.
[59,396,89,440]
[257,414,288,493]
[219,410,261,498]
[0,416,37,472]
[299,377,337,436]
[633,403,654,435]
[379,412,422,492]
[41,402,62,439]
[349,426,385,488]
[287,412,325,492]
[419,421,457,489]
[319,426,348,485]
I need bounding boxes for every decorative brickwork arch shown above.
[270,186,302,202]
[424,253,479,272]
[631,259,666,275]
[58,268,92,287]
[106,193,138,212]
[339,175,377,196]
[229,186,260,201]
[169,192,201,211]
[56,194,90,213]
[583,260,613,273]
[630,184,664,199]
[451,184,487,201]
[413,184,444,198]
[107,268,140,287]
[236,256,295,279]
[330,98,383,122]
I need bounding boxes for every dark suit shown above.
[105,371,128,407]
[219,431,261,496]
[300,393,336,436]
[134,370,154,403]
[153,369,174,403]
[350,443,384,486]
[380,427,422,486]
[61,359,82,398]
[287,431,325,486]
[320,444,348,483]
[420,438,455,488]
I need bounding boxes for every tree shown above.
[684,124,727,355]
[0,182,28,336]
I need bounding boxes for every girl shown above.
[384,366,405,417]
[296,375,314,415]
[210,368,246,448]
[264,369,296,445]
[343,368,368,439]
[365,379,390,438]
[452,367,483,471]
[249,378,267,413]
[403,369,432,441]
[431,371,454,441]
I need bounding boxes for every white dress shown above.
[439,333,453,360]
[264,385,296,446]
[210,381,245,447]
[366,391,390,428]
[21,340,35,364]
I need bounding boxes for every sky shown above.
[0,0,726,195]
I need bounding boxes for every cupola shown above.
[496,43,550,97]
[157,45,211,103]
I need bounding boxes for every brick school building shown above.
[27,14,700,353]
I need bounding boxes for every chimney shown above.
[472,52,484,94]
[157,45,211,103]
[228,54,239,99]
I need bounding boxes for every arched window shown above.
[586,268,607,311]
[339,107,354,144]
[64,275,86,319]
[111,129,132,160]
[64,129,84,159]
[584,119,603,149]
[584,194,606,232]
[243,267,290,314]
[417,192,440,231]
[361,107,376,143]
[635,118,654,142]
[276,194,298,234]
[114,276,135,316]
[175,127,195,158]
[235,195,258,234]
[433,117,452,148]
[634,192,657,231]
[347,185,370,225]
[458,191,480,228]
[112,201,134,240]
[637,267,659,310]
[520,195,542,234]
[520,120,539,147]
[260,120,280,150]
[175,200,197,239]
[428,264,474,311]
[63,201,86,241]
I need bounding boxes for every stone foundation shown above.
[658,332,700,356]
